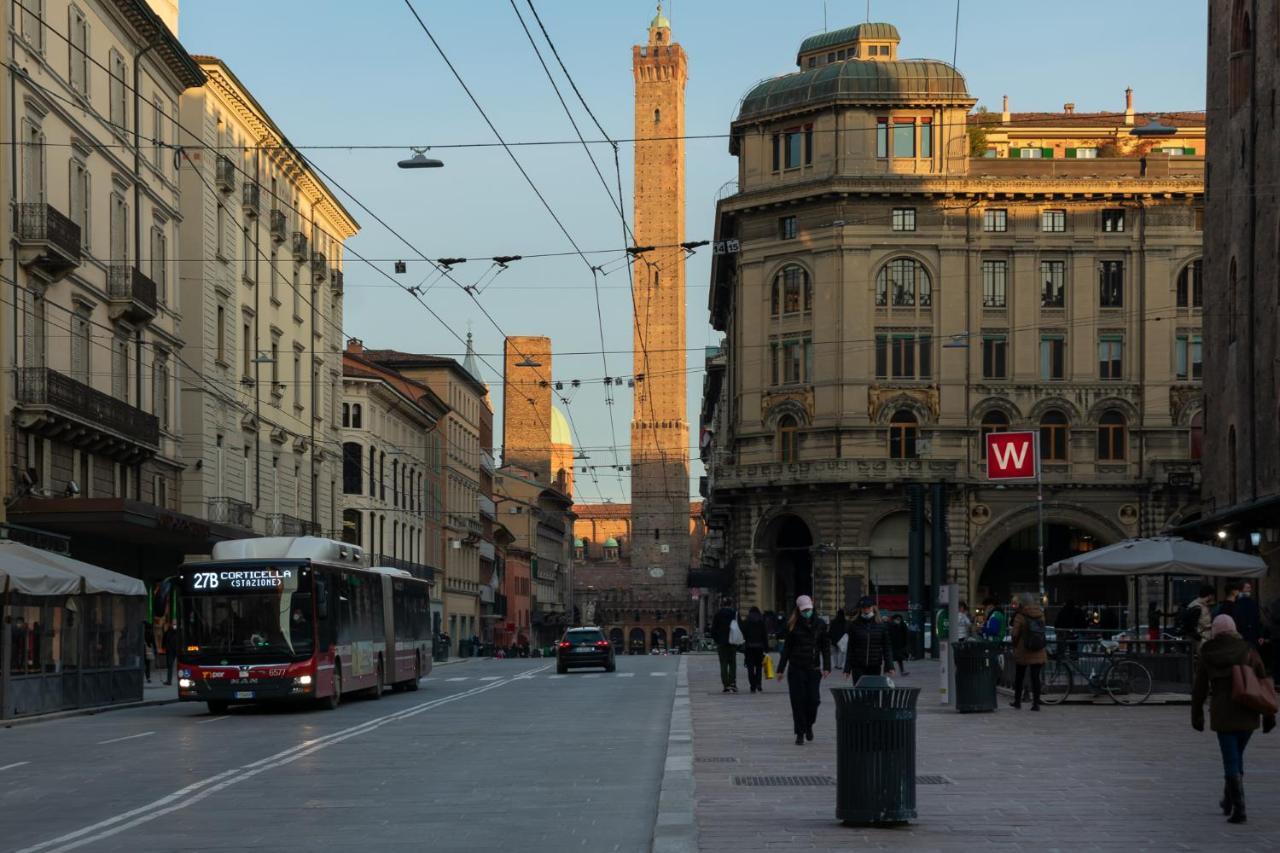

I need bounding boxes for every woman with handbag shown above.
[1191,614,1277,824]
[775,596,831,745]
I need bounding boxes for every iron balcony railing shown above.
[16,202,82,262]
[290,231,308,260]
[215,155,236,192]
[311,251,327,283]
[108,266,158,317]
[266,513,320,537]
[16,367,159,446]
[374,554,436,583]
[269,209,287,242]
[208,497,254,529]
[242,181,260,216]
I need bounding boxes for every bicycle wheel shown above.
[1039,659,1073,705]
[1104,659,1153,705]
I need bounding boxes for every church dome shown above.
[650,2,670,29]
[604,537,620,547]
[738,57,968,120]
[550,406,572,447]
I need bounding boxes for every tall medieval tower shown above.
[630,6,690,575]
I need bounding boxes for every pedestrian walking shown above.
[1191,614,1277,824]
[1010,592,1048,710]
[842,596,894,683]
[1232,582,1262,649]
[742,607,769,693]
[161,620,177,686]
[143,621,157,683]
[775,596,831,744]
[1180,585,1217,656]
[829,609,847,671]
[956,601,973,640]
[887,613,910,675]
[711,600,739,693]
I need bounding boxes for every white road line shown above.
[615,672,635,677]
[445,677,468,682]
[478,676,502,681]
[582,674,600,679]
[96,732,154,745]
[0,761,31,772]
[549,675,566,679]
[16,665,552,853]
[649,672,670,677]
[196,716,229,725]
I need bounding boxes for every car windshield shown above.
[566,629,603,644]
[180,564,313,662]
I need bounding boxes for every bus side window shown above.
[315,575,330,620]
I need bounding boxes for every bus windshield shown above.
[180,563,314,663]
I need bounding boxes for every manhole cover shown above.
[733,775,834,787]
[916,775,952,785]
[696,757,738,763]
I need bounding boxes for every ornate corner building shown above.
[701,23,1205,616]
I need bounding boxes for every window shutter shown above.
[1010,147,1021,159]
[1065,148,1077,158]
[1041,147,1054,159]
[1183,147,1195,155]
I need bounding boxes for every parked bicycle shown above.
[1039,638,1153,705]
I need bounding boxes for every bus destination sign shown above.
[185,568,294,592]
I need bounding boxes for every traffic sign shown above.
[985,431,1038,480]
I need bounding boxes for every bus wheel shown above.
[207,701,228,715]
[322,665,341,710]
[368,660,384,700]
[405,655,421,692]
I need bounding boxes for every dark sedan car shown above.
[556,627,616,673]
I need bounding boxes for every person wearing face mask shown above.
[775,595,831,745]
[842,596,895,685]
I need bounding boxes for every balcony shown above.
[15,203,81,282]
[290,231,308,261]
[269,209,287,243]
[215,155,236,193]
[242,181,260,217]
[311,251,327,284]
[331,269,344,292]
[266,513,320,537]
[15,367,159,462]
[208,496,253,529]
[714,457,961,492]
[107,266,157,323]
[373,554,435,583]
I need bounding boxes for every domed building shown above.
[550,406,574,497]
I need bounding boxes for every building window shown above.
[892,120,916,158]
[980,410,1009,446]
[1097,410,1127,461]
[919,119,933,157]
[112,332,129,401]
[1040,411,1069,462]
[21,120,46,204]
[1175,334,1203,381]
[888,410,918,459]
[69,159,91,248]
[71,308,91,382]
[342,403,350,427]
[1098,336,1124,380]
[69,6,89,93]
[1099,260,1124,307]
[1072,147,1098,159]
[293,350,303,410]
[876,258,931,307]
[876,118,889,158]
[368,446,377,497]
[216,203,228,260]
[151,225,167,303]
[1102,209,1126,233]
[771,265,811,315]
[1040,336,1065,380]
[982,260,1008,308]
[777,415,798,463]
[776,125,813,169]
[772,338,813,386]
[779,216,797,240]
[1017,147,1044,159]
[342,442,363,495]
[1041,261,1065,308]
[352,404,362,428]
[1177,259,1203,308]
[875,334,932,380]
[982,209,1007,232]
[216,305,226,363]
[242,226,254,282]
[982,335,1008,379]
[110,50,128,129]
[892,208,916,232]
[1041,210,1066,232]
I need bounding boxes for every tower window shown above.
[654,108,660,124]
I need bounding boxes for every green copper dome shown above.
[604,537,620,548]
[651,3,670,29]
[798,22,900,55]
[738,58,968,120]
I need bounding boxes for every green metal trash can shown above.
[952,641,999,713]
[830,677,920,825]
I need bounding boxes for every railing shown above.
[269,209,287,242]
[215,155,236,192]
[0,522,72,554]
[16,202,81,261]
[331,269,343,291]
[266,513,320,537]
[311,251,327,283]
[373,554,435,583]
[208,496,253,529]
[291,231,309,260]
[16,367,159,446]
[242,181,260,215]
[108,266,157,315]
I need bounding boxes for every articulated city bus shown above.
[176,537,432,714]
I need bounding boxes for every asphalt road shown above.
[1,654,680,853]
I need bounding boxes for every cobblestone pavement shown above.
[688,654,1280,852]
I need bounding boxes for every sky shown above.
[177,0,1208,505]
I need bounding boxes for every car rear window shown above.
[566,630,603,643]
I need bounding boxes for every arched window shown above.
[1176,259,1203,308]
[1096,410,1127,461]
[888,410,918,459]
[379,451,386,500]
[876,258,931,308]
[391,520,398,560]
[342,441,362,494]
[1040,410,1069,462]
[1189,411,1204,461]
[352,404,362,428]
[342,403,350,427]
[392,459,399,507]
[771,265,811,316]
[980,410,1009,445]
[777,414,798,463]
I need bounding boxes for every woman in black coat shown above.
[741,607,769,692]
[775,595,831,745]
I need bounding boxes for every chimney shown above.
[1063,103,1075,115]
[1001,94,1010,124]
[1124,87,1135,125]
[346,337,364,354]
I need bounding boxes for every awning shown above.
[0,540,146,596]
[1047,536,1267,579]
[8,497,254,551]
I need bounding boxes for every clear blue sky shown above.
[178,0,1208,505]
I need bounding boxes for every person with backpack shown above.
[981,597,1007,641]
[1010,592,1048,710]
[1191,614,1276,824]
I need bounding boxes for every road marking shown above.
[479,676,502,681]
[649,672,670,677]
[1,762,31,772]
[549,675,566,679]
[445,677,468,682]
[582,674,600,679]
[97,732,155,745]
[616,672,635,677]
[16,665,552,853]
[197,716,229,725]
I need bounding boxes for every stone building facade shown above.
[702,23,1205,616]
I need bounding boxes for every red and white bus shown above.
[176,537,433,713]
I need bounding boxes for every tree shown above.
[968,106,995,157]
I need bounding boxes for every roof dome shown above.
[550,406,572,447]
[604,537,619,547]
[650,2,670,29]
[798,22,900,55]
[738,57,968,120]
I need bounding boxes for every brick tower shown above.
[630,5,689,575]
[502,336,553,482]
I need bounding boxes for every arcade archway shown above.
[757,514,814,614]
[978,522,1126,623]
[628,627,646,654]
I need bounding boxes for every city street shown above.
[1,656,679,853]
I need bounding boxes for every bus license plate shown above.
[235,691,254,699]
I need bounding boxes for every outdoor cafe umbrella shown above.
[1047,536,1266,579]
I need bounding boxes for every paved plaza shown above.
[687,655,1280,852]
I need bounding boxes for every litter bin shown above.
[952,641,999,713]
[830,676,920,825]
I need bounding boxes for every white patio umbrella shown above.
[1047,536,1266,578]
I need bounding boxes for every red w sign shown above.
[985,431,1038,480]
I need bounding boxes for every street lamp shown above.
[397,148,444,169]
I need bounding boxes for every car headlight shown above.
[178,678,193,689]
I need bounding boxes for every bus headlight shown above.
[294,675,313,686]
[178,678,193,689]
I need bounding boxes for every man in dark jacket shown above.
[887,614,910,675]
[741,607,769,692]
[711,601,739,693]
[843,597,894,683]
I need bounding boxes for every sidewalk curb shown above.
[651,656,696,853]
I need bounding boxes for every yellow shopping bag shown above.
[763,653,775,680]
